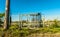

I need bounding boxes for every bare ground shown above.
[26,33,60,37]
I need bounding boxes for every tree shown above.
[53,19,59,28]
[0,13,5,18]
[4,0,10,29]
[0,13,5,27]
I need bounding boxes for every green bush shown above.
[0,24,60,37]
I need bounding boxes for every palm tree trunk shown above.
[4,0,10,29]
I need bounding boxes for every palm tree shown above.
[4,0,10,29]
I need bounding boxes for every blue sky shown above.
[0,0,60,21]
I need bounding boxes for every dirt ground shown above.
[26,33,60,37]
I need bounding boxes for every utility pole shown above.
[4,0,10,29]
